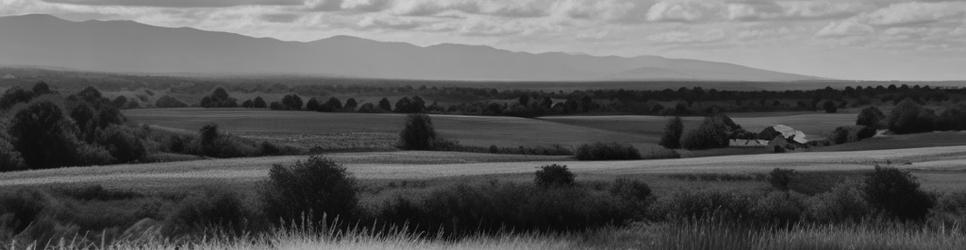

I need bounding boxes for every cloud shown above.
[816,19,874,37]
[863,2,966,27]
[646,1,719,22]
[648,29,727,43]
[42,0,303,8]
[260,13,300,23]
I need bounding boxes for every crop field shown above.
[5,145,966,194]
[123,108,659,151]
[540,113,857,141]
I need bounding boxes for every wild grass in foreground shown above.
[11,220,966,250]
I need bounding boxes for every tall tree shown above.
[659,116,684,149]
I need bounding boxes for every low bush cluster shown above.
[575,142,641,161]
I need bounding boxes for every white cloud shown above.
[816,19,874,37]
[646,1,719,22]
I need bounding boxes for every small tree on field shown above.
[863,166,933,220]
[252,96,267,108]
[769,168,796,192]
[822,101,838,113]
[305,98,321,111]
[398,113,437,150]
[261,156,359,227]
[856,106,885,129]
[534,164,575,188]
[887,100,935,134]
[378,98,392,112]
[344,98,358,112]
[659,116,684,149]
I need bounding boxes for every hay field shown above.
[540,113,857,141]
[123,108,656,151]
[5,145,966,192]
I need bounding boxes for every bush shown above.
[769,168,796,192]
[887,100,936,134]
[96,125,148,163]
[681,115,732,150]
[937,104,966,131]
[659,116,684,149]
[0,129,26,172]
[398,113,437,150]
[197,124,258,157]
[752,191,806,225]
[252,96,267,108]
[376,182,630,236]
[261,156,359,227]
[822,101,838,113]
[199,87,237,108]
[857,106,885,129]
[163,189,253,237]
[281,94,303,110]
[575,142,641,161]
[651,189,755,221]
[830,125,876,144]
[155,95,188,108]
[805,182,870,223]
[863,166,933,220]
[9,100,111,169]
[534,164,575,187]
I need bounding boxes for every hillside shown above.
[0,14,818,82]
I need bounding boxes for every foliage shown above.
[534,164,575,188]
[252,96,267,108]
[887,100,936,134]
[163,189,254,237]
[822,101,838,113]
[804,183,870,223]
[830,125,876,144]
[398,113,437,150]
[261,156,359,227]
[863,166,934,220]
[857,106,885,129]
[681,115,733,150]
[280,94,303,110]
[155,95,189,108]
[200,87,237,108]
[769,168,796,192]
[8,100,110,169]
[659,116,683,149]
[575,142,641,161]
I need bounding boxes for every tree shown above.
[534,164,574,188]
[681,115,731,150]
[252,96,267,108]
[281,94,303,110]
[156,96,188,108]
[323,97,343,112]
[863,166,933,220]
[887,100,935,134]
[0,128,25,172]
[200,87,237,108]
[378,98,392,112]
[358,103,377,113]
[822,101,838,113]
[856,106,885,129]
[343,98,358,112]
[394,97,412,113]
[659,116,684,149]
[398,113,437,150]
[519,95,531,106]
[261,156,359,227]
[112,96,128,108]
[305,98,321,111]
[9,101,86,169]
[241,99,254,108]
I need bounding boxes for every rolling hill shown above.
[0,14,819,82]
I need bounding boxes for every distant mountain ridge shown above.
[0,14,820,82]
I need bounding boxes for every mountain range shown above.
[0,14,819,82]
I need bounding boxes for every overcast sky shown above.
[2,0,965,81]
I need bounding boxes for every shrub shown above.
[887,100,936,134]
[0,129,25,172]
[199,87,237,108]
[857,106,885,129]
[261,156,359,227]
[155,95,189,108]
[659,116,684,149]
[378,98,392,112]
[398,113,437,150]
[281,94,303,110]
[8,100,109,169]
[575,142,641,161]
[252,96,267,108]
[305,98,321,111]
[805,183,870,223]
[534,164,575,187]
[822,101,838,113]
[321,97,343,112]
[376,182,629,236]
[751,191,806,225]
[651,189,755,221]
[163,189,253,237]
[769,168,796,192]
[937,104,966,131]
[863,166,933,220]
[681,115,732,150]
[97,125,148,163]
[830,125,876,144]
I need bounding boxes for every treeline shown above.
[0,83,300,172]
[193,83,966,117]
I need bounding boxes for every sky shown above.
[1,0,965,81]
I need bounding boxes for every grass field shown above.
[5,145,966,194]
[540,112,858,141]
[124,108,657,151]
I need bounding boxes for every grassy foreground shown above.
[15,221,966,250]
